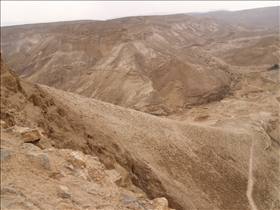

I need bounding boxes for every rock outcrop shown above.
[20,128,42,143]
[1,53,175,210]
[1,125,174,210]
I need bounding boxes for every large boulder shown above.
[68,151,86,168]
[20,129,42,143]
[0,120,10,129]
[34,137,53,150]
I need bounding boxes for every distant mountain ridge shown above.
[1,6,279,115]
[1,14,234,115]
[1,22,31,27]
[187,6,279,28]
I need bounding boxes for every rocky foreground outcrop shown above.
[1,125,172,210]
[1,56,173,210]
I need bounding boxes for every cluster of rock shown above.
[1,120,174,210]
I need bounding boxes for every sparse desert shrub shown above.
[268,64,279,70]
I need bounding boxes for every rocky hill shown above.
[188,6,279,29]
[2,11,278,115]
[1,14,245,114]
[215,35,280,66]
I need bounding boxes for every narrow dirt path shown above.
[244,78,266,91]
[246,138,258,210]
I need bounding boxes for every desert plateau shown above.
[1,5,279,210]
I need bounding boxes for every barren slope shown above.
[1,47,280,209]
[1,14,241,114]
[1,9,280,210]
[188,6,279,29]
[2,11,278,114]
[41,82,280,210]
[215,35,280,66]
[1,56,174,210]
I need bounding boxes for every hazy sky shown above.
[1,1,279,26]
